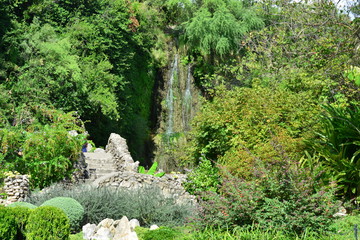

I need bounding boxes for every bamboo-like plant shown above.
[138,162,165,177]
[313,104,360,200]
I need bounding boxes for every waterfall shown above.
[153,49,200,172]
[182,64,192,131]
[165,54,178,135]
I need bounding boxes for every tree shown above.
[183,0,264,61]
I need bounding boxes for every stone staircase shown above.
[83,152,118,180]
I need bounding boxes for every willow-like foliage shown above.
[184,0,264,59]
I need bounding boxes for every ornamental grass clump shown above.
[26,183,195,227]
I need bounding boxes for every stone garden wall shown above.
[93,171,196,205]
[0,174,29,206]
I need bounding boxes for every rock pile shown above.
[83,216,139,240]
[2,175,29,205]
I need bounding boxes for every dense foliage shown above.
[0,205,17,240]
[193,159,340,234]
[0,108,86,188]
[0,0,164,166]
[41,197,84,232]
[25,206,70,240]
[1,0,360,237]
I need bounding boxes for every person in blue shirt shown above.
[82,142,88,152]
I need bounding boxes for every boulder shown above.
[150,225,159,230]
[129,219,140,231]
[115,216,131,236]
[99,218,115,229]
[92,227,113,240]
[83,223,97,240]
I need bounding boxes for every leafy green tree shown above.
[183,0,263,60]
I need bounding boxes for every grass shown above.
[133,225,358,240]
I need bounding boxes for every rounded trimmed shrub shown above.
[0,205,17,240]
[10,206,32,240]
[41,197,84,232]
[7,201,37,209]
[26,206,70,240]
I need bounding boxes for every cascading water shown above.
[153,49,200,172]
[182,64,192,131]
[165,54,178,135]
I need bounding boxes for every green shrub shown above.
[0,205,17,240]
[194,159,340,235]
[183,156,220,195]
[41,197,84,232]
[10,206,32,240]
[27,183,195,227]
[26,206,70,240]
[7,201,37,209]
[143,226,181,240]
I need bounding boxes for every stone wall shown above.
[93,171,196,205]
[0,175,29,206]
[105,133,139,172]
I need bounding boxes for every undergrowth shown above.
[26,183,195,227]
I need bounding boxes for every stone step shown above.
[83,152,113,162]
[86,163,116,169]
[82,151,119,181]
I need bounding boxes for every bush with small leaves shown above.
[9,206,32,240]
[194,159,340,235]
[0,205,17,240]
[183,157,220,195]
[7,201,37,209]
[41,197,84,232]
[26,206,70,240]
